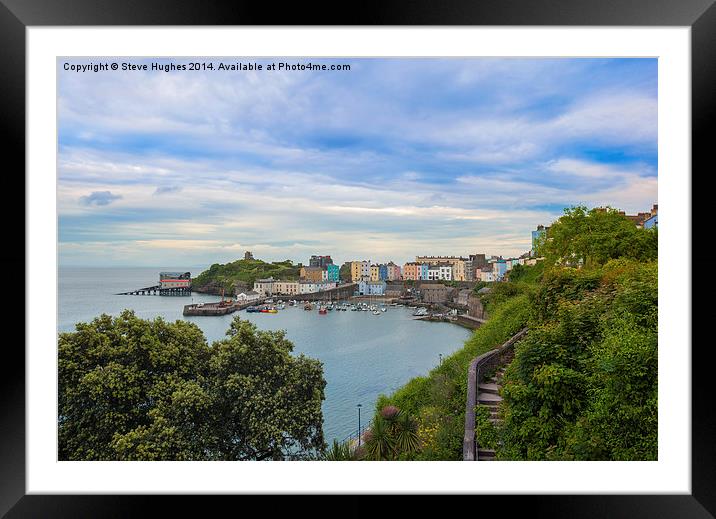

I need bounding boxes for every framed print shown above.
[3,0,711,515]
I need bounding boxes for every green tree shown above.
[59,311,326,460]
[541,206,657,268]
[339,262,352,283]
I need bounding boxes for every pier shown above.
[273,283,358,302]
[183,298,269,316]
[117,285,192,296]
[117,271,192,296]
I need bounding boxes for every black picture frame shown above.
[2,0,708,516]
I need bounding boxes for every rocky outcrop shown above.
[193,279,252,296]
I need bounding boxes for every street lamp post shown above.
[357,404,362,447]
[439,353,443,365]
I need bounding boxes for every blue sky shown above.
[58,58,657,267]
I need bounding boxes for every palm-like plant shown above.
[324,439,355,461]
[393,412,421,455]
[364,415,395,460]
[363,406,422,460]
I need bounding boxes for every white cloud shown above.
[57,58,657,266]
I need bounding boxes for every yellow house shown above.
[350,261,362,282]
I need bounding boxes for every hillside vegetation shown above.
[192,259,301,294]
[367,206,657,461]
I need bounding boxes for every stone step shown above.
[477,449,496,460]
[488,418,501,424]
[478,382,500,394]
[477,392,502,404]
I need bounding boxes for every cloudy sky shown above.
[58,57,657,267]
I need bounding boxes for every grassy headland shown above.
[192,259,300,294]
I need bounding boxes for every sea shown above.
[58,266,472,443]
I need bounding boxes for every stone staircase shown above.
[476,367,506,461]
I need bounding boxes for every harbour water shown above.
[58,266,472,443]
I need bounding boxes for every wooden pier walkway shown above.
[117,285,191,296]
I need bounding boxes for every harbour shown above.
[59,266,472,443]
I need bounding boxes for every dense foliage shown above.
[506,261,545,284]
[498,259,657,460]
[192,258,301,292]
[59,312,326,460]
[362,406,421,460]
[496,206,658,460]
[339,262,352,283]
[538,205,657,268]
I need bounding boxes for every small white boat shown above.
[372,310,380,315]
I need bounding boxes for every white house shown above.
[438,263,453,281]
[299,281,320,294]
[253,277,275,296]
[236,290,261,303]
[477,268,494,282]
[299,280,337,294]
[427,265,441,281]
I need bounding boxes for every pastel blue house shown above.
[326,264,340,282]
[493,259,507,281]
[531,225,548,256]
[419,264,429,280]
[358,280,386,296]
[379,264,388,281]
[644,214,658,229]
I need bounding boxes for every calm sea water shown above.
[59,266,472,442]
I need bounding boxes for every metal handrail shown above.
[338,420,373,447]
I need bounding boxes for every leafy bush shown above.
[507,261,544,284]
[499,259,658,460]
[59,312,326,460]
